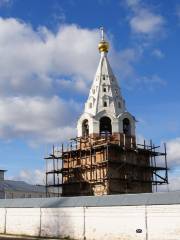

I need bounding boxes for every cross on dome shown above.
[98,27,109,53]
[100,26,105,41]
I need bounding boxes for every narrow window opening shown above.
[123,118,131,135]
[103,101,107,107]
[118,102,121,108]
[82,119,89,138]
[103,87,106,92]
[89,102,92,108]
[103,75,105,80]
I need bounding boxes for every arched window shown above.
[82,119,89,138]
[123,118,131,135]
[100,116,112,136]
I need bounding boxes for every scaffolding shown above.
[45,135,168,197]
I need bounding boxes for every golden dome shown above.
[98,40,109,53]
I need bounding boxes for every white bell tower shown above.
[77,27,136,139]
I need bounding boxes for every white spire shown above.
[77,27,135,138]
[84,33,126,117]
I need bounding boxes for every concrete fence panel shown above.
[40,207,84,239]
[85,206,146,240]
[5,208,41,237]
[0,202,180,239]
[0,208,6,233]
[147,204,180,240]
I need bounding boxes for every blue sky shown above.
[0,0,179,189]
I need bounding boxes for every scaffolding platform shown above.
[45,135,168,197]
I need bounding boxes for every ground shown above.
[0,235,66,240]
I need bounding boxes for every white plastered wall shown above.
[0,204,180,239]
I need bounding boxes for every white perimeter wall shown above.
[0,205,180,239]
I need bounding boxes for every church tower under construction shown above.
[45,28,168,196]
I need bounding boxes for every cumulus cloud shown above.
[56,76,89,94]
[125,0,165,38]
[125,74,166,91]
[0,18,101,97]
[51,3,66,23]
[151,49,165,59]
[0,96,80,144]
[158,173,180,192]
[168,174,180,191]
[157,138,180,192]
[0,17,168,145]
[0,17,145,144]
[111,48,140,79]
[0,17,144,97]
[130,9,164,35]
[10,169,45,185]
[166,138,180,167]
[0,19,102,143]
[135,135,180,192]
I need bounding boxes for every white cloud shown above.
[135,135,180,192]
[156,137,180,191]
[151,49,164,59]
[140,74,166,86]
[151,137,180,192]
[126,74,166,90]
[130,9,164,35]
[125,0,165,38]
[136,134,150,145]
[56,76,89,94]
[111,48,140,79]
[0,18,143,97]
[0,19,103,143]
[166,138,180,167]
[0,17,144,144]
[0,17,167,145]
[126,0,140,8]
[0,18,100,97]
[10,169,45,185]
[135,136,180,192]
[51,4,66,23]
[168,174,180,191]
[0,96,80,144]
[158,173,180,192]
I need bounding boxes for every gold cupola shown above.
[98,27,109,53]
